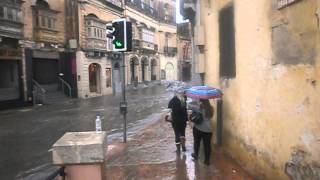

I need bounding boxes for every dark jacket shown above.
[168,96,188,125]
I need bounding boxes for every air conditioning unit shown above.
[194,25,205,46]
[69,39,77,49]
[195,53,205,73]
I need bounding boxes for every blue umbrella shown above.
[185,86,223,99]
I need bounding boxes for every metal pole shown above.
[121,52,127,143]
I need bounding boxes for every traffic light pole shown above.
[121,52,127,143]
[106,18,132,143]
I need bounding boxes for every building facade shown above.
[0,0,178,107]
[177,22,191,82]
[181,0,320,179]
[22,0,76,105]
[71,0,123,98]
[125,0,178,86]
[0,0,25,109]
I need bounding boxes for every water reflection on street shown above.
[0,85,171,180]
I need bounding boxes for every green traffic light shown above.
[115,40,123,48]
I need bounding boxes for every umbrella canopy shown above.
[185,86,223,99]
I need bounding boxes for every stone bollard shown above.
[52,131,107,180]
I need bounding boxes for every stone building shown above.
[65,0,177,98]
[0,0,178,106]
[69,0,123,98]
[177,22,191,82]
[0,0,25,109]
[181,0,320,179]
[125,0,177,86]
[22,0,75,104]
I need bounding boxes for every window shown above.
[36,16,40,26]
[142,29,154,43]
[87,27,91,37]
[0,7,4,18]
[107,38,113,51]
[7,7,13,20]
[48,18,52,28]
[41,16,46,27]
[106,68,111,88]
[165,33,169,49]
[16,10,22,22]
[52,19,56,29]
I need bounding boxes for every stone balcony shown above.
[132,39,157,53]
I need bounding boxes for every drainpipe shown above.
[216,99,223,146]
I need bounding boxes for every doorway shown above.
[89,63,101,93]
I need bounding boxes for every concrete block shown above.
[52,131,107,165]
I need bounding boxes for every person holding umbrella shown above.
[185,86,223,165]
[191,99,214,165]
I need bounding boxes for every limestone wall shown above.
[197,0,320,179]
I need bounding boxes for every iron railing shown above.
[126,0,159,19]
[32,79,46,104]
[59,77,72,97]
[45,167,66,180]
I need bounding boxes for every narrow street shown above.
[106,118,254,180]
[0,85,171,180]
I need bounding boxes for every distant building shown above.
[0,0,25,109]
[0,0,179,108]
[68,0,124,98]
[22,0,75,105]
[125,0,178,86]
[177,22,191,82]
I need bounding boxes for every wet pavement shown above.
[106,119,254,180]
[0,84,171,180]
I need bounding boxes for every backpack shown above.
[190,110,203,124]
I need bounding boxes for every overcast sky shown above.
[176,0,185,23]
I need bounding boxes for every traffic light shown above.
[106,19,132,52]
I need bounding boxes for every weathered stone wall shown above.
[198,0,320,179]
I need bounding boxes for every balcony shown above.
[0,19,24,39]
[33,6,60,43]
[86,38,108,51]
[0,3,24,39]
[85,15,108,51]
[164,46,177,56]
[0,48,22,60]
[159,16,176,26]
[105,0,124,11]
[126,0,159,19]
[34,27,59,43]
[132,39,157,52]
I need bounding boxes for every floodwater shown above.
[0,85,171,180]
[106,117,254,180]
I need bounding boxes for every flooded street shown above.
[106,117,253,180]
[0,85,171,180]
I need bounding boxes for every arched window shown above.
[36,0,50,9]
